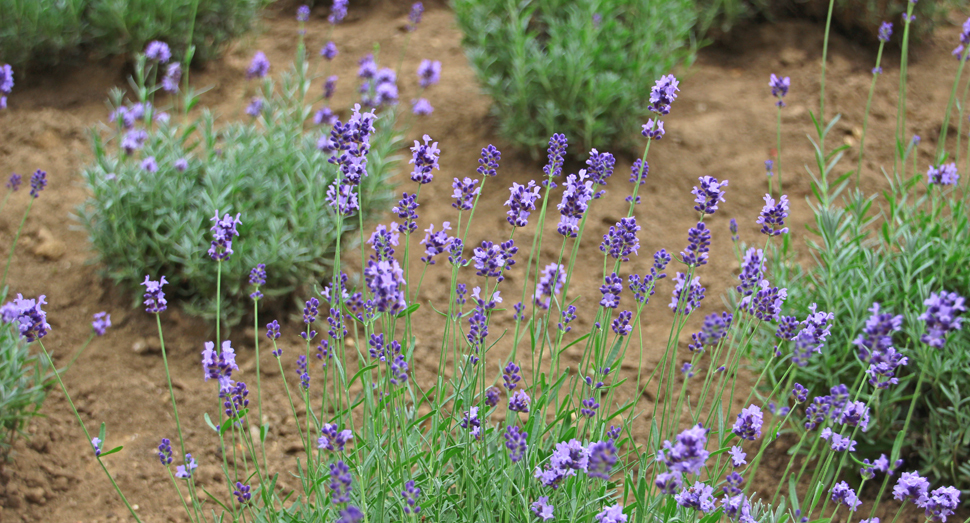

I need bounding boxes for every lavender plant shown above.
[453,0,696,158]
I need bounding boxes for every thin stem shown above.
[156,314,187,458]
[855,42,886,188]
[2,197,34,289]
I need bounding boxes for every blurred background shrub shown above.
[753,173,970,490]
[0,0,268,68]
[453,0,697,159]
[77,56,402,325]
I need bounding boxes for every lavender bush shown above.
[9,1,970,522]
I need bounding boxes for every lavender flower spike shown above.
[757,194,789,236]
[692,176,728,215]
[919,291,966,348]
[141,275,169,313]
[247,51,270,79]
[648,74,679,115]
[770,74,790,107]
[410,134,440,184]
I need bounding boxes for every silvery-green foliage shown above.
[78,58,401,325]
[453,0,696,159]
[0,288,51,454]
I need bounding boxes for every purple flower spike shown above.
[919,291,965,348]
[420,222,454,265]
[417,59,441,88]
[921,486,961,522]
[208,210,242,261]
[732,404,764,440]
[878,22,893,42]
[630,158,649,185]
[737,248,765,296]
[364,259,407,314]
[926,163,959,186]
[769,74,790,107]
[329,0,348,24]
[401,480,421,514]
[0,64,13,98]
[329,460,353,503]
[586,149,616,185]
[670,273,705,315]
[477,144,501,177]
[92,312,111,336]
[410,134,440,184]
[648,74,679,115]
[321,42,338,60]
[831,481,861,511]
[6,173,21,192]
[141,276,168,313]
[893,471,930,504]
[954,17,970,61]
[601,217,640,261]
[245,97,263,117]
[531,496,553,521]
[247,51,270,79]
[556,170,594,237]
[145,41,171,63]
[392,192,419,234]
[675,482,716,513]
[505,425,528,462]
[157,438,173,465]
[587,439,617,479]
[451,177,479,210]
[641,118,665,140]
[3,294,52,343]
[509,389,530,412]
[162,63,181,93]
[297,5,310,22]
[692,176,728,215]
[534,263,565,310]
[411,98,433,115]
[543,133,568,181]
[757,194,789,236]
[202,340,240,392]
[29,169,47,198]
[600,272,623,309]
[408,2,424,31]
[611,310,633,336]
[505,180,541,227]
[680,222,711,267]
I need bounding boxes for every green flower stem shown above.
[0,190,11,217]
[855,41,886,189]
[776,105,784,194]
[155,314,187,459]
[38,341,143,523]
[1,197,33,289]
[62,332,95,374]
[252,298,268,471]
[894,3,916,177]
[935,45,970,163]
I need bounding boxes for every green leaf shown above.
[98,445,124,458]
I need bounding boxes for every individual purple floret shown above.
[600,272,623,309]
[329,460,353,503]
[926,163,959,186]
[505,180,541,227]
[656,472,682,494]
[732,404,764,440]
[728,446,746,467]
[670,273,706,315]
[90,437,102,456]
[921,486,961,522]
[531,496,554,521]
[329,0,348,24]
[641,118,665,141]
[91,312,111,336]
[321,42,338,60]
[757,194,789,236]
[202,340,239,392]
[410,134,440,184]
[769,74,790,107]
[556,171,594,237]
[6,173,21,191]
[420,222,453,264]
[175,454,198,478]
[676,482,717,513]
[658,423,710,475]
[208,210,241,261]
[601,217,640,261]
[878,21,893,42]
[417,59,441,88]
[145,41,171,63]
[505,425,528,462]
[318,423,354,452]
[831,481,861,511]
[157,438,173,465]
[365,259,407,314]
[509,389,530,413]
[587,439,617,479]
[611,310,633,336]
[692,176,728,215]
[821,428,857,452]
[680,222,711,267]
[534,263,565,309]
[141,275,168,313]
[29,169,46,198]
[648,74,679,115]
[918,291,965,348]
[737,248,765,296]
[586,148,616,185]
[411,98,433,115]
[451,177,479,210]
[247,51,270,79]
[894,471,930,503]
[581,397,600,417]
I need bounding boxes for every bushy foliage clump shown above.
[0,0,266,68]
[0,289,51,454]
[77,43,403,324]
[453,0,696,159]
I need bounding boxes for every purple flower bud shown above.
[29,169,47,198]
[329,0,349,24]
[411,98,433,115]
[92,312,111,336]
[247,51,270,79]
[321,42,338,60]
[769,74,790,107]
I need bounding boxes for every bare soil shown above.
[0,2,966,522]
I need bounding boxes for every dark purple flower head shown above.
[141,275,168,313]
[670,273,705,315]
[417,59,441,88]
[505,180,541,227]
[157,438,173,465]
[329,460,353,503]
[208,210,241,261]
[732,404,763,440]
[655,472,682,494]
[581,397,601,417]
[297,4,310,21]
[92,312,111,336]
[321,41,338,60]
[611,310,633,336]
[641,118,665,140]
[649,74,679,115]
[919,291,965,348]
[534,263,565,310]
[551,439,589,474]
[145,41,171,63]
[364,258,407,314]
[485,386,499,407]
[266,320,281,340]
[729,218,739,242]
[558,305,577,332]
[329,0,348,24]
[657,424,711,476]
[893,471,930,504]
[451,177,479,210]
[502,361,521,390]
[840,400,870,431]
[408,2,424,31]
[233,482,252,505]
[792,383,808,403]
[921,486,961,522]
[600,272,623,309]
[737,248,765,296]
[419,222,454,265]
[509,389,530,412]
[680,222,711,267]
[401,480,421,514]
[410,134,440,184]
[247,51,270,79]
[392,192,419,234]
[630,158,649,186]
[1,294,51,342]
[477,144,501,177]
[557,170,594,237]
[411,98,433,115]
[6,173,21,191]
[692,176,728,215]
[543,133,568,181]
[675,482,717,513]
[586,149,616,185]
[601,217,640,261]
[29,169,46,198]
[162,63,181,93]
[757,194,789,236]
[769,74,790,107]
[878,21,893,42]
[926,163,959,186]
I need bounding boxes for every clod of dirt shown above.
[131,337,162,354]
[23,487,45,505]
[778,47,808,66]
[30,227,66,261]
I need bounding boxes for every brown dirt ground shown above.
[0,1,967,522]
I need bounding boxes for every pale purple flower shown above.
[894,471,930,503]
[411,98,433,115]
[831,481,861,511]
[641,118,665,140]
[329,0,348,24]
[657,423,710,476]
[419,222,453,265]
[175,158,188,171]
[407,2,424,31]
[505,425,528,462]
[601,217,640,261]
[543,133,568,181]
[145,41,171,63]
[531,496,553,521]
[321,41,338,60]
[587,440,617,479]
[737,248,765,296]
[175,453,198,478]
[6,294,53,342]
[729,446,746,467]
[401,480,421,514]
[202,340,239,392]
[586,148,615,185]
[162,63,181,93]
[769,74,790,107]
[648,74,679,115]
[920,486,961,522]
[556,170,594,237]
[451,177,479,210]
[692,176,728,215]
[417,59,441,88]
[595,504,628,523]
[121,129,148,155]
[919,291,965,348]
[392,192,419,234]
[247,52,270,79]
[141,276,168,313]
[656,472,682,494]
[208,210,241,261]
[245,97,263,117]
[141,156,158,173]
[670,272,705,315]
[509,389,530,413]
[534,263,565,309]
[505,180,541,227]
[410,134,440,184]
[676,482,717,512]
[611,310,633,336]
[92,312,111,336]
[329,460,353,502]
[680,222,711,267]
[297,4,310,22]
[6,173,21,191]
[364,259,407,314]
[926,163,959,186]
[879,21,893,42]
[732,405,763,440]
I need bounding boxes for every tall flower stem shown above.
[855,41,887,188]
[156,314,187,459]
[1,197,33,289]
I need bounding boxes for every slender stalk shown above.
[855,41,886,188]
[2,197,34,289]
